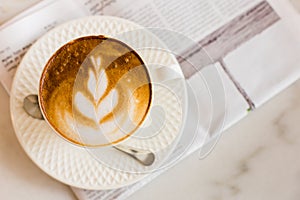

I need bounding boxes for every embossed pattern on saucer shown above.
[10,16,187,189]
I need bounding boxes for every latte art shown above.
[39,36,152,146]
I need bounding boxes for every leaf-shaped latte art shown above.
[40,36,152,146]
[76,60,119,126]
[89,56,107,102]
[74,92,96,121]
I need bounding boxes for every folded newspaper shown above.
[1,0,300,199]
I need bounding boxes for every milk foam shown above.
[73,54,147,145]
[40,36,151,146]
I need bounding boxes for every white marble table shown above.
[0,1,300,199]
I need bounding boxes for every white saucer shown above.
[10,16,187,190]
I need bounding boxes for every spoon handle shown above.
[114,145,155,166]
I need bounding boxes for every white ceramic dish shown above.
[10,16,187,190]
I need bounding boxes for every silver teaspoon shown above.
[23,94,155,166]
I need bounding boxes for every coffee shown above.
[39,36,152,146]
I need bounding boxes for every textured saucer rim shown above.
[9,15,187,190]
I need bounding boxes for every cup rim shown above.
[38,35,153,148]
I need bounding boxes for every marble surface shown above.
[1,73,300,200]
[0,0,300,200]
[129,79,300,200]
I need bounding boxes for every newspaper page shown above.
[0,0,88,92]
[71,0,300,199]
[1,0,300,199]
[0,0,40,24]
